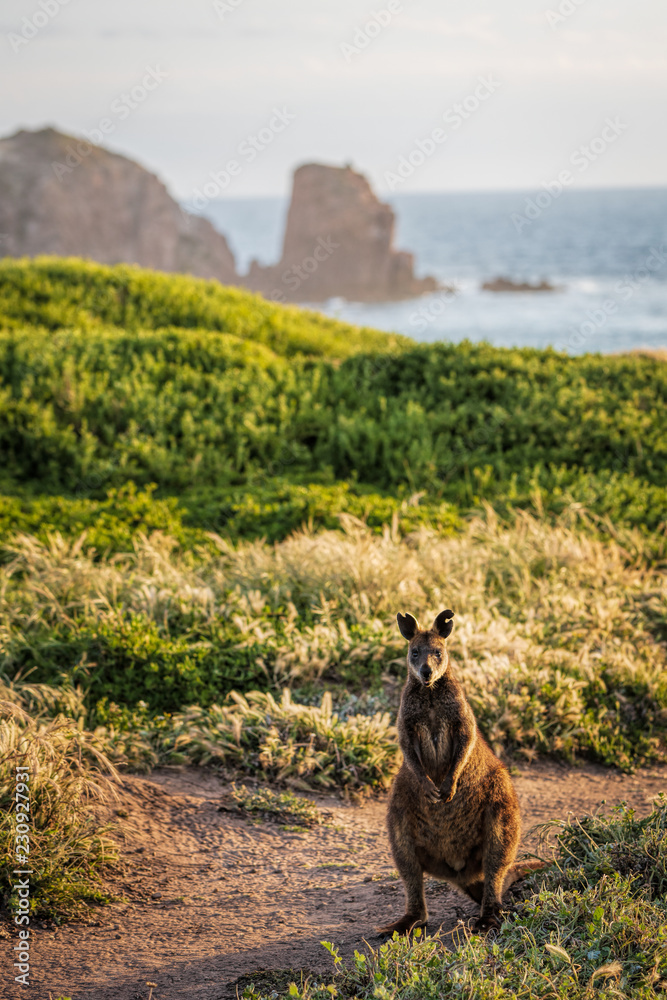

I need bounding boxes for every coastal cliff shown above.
[0,128,240,285]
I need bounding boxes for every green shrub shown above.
[179,480,462,543]
[3,611,271,713]
[0,480,461,556]
[0,483,197,556]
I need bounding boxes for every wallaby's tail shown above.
[503,858,547,892]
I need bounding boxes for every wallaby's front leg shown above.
[399,729,440,803]
[439,705,476,802]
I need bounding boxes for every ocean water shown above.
[200,188,667,355]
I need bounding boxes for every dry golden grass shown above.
[0,683,120,918]
[1,508,665,769]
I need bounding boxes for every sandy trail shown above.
[8,761,666,1000]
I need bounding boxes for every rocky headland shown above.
[0,130,438,303]
[0,128,239,285]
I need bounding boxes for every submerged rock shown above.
[482,276,560,292]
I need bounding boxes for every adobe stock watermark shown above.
[383,76,501,191]
[50,66,168,181]
[556,244,666,353]
[187,107,296,211]
[545,0,588,29]
[409,287,457,333]
[267,235,340,303]
[340,1,403,63]
[511,117,628,233]
[13,764,31,987]
[8,0,75,54]
[212,0,246,19]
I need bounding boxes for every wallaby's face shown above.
[396,610,454,687]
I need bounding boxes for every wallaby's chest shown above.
[404,697,453,780]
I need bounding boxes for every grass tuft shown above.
[226,784,324,829]
[0,685,119,921]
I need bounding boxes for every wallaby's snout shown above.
[420,664,432,684]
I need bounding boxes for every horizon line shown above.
[180,182,667,204]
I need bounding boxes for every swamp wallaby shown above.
[378,609,530,935]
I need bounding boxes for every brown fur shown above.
[378,609,526,935]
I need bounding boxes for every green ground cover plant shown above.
[0,256,407,357]
[242,799,667,1000]
[0,481,461,555]
[1,259,666,530]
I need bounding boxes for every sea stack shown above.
[0,127,240,285]
[247,163,438,302]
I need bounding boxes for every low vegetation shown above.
[1,259,666,530]
[0,683,118,920]
[1,256,665,940]
[2,510,665,771]
[242,799,667,1000]
[0,256,407,358]
[227,784,324,829]
[99,690,398,792]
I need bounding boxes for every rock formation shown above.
[482,277,559,292]
[0,131,437,303]
[246,163,438,302]
[0,128,239,285]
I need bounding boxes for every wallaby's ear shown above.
[396,612,419,640]
[433,609,454,639]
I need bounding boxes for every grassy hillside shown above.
[0,256,409,358]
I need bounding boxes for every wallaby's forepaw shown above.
[439,778,458,803]
[473,911,501,933]
[423,782,441,805]
[376,914,427,937]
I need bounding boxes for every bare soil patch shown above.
[8,762,666,1000]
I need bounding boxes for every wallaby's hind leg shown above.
[459,878,484,904]
[376,835,427,936]
[475,800,520,932]
[462,853,542,926]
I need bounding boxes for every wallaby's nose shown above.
[420,666,432,683]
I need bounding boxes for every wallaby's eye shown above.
[433,651,441,659]
[411,649,419,658]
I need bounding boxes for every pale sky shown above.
[2,0,666,200]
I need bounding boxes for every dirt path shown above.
[9,762,667,1000]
